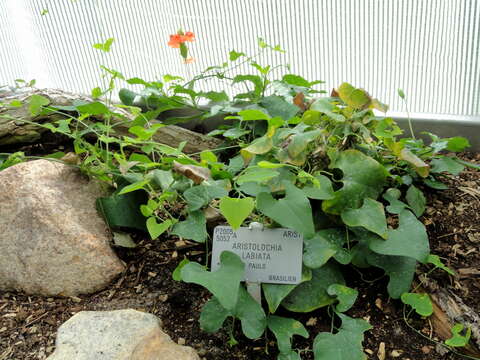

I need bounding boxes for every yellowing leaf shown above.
[370,98,389,113]
[337,82,371,110]
[242,136,273,155]
[399,148,430,178]
[257,161,286,169]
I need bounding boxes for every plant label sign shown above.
[211,225,303,285]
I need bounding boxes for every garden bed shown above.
[1,152,478,360]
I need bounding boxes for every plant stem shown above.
[403,99,415,139]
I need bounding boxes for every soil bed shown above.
[0,153,479,360]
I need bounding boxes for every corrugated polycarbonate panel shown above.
[0,1,29,86]
[0,0,479,118]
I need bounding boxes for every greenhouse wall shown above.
[1,0,479,119]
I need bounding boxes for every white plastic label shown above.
[211,225,303,285]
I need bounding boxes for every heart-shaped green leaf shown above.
[313,314,371,360]
[303,229,351,269]
[281,262,344,312]
[76,101,110,115]
[369,210,430,263]
[341,198,388,239]
[383,188,408,214]
[445,324,471,347]
[310,98,346,122]
[234,285,267,339]
[181,251,244,310]
[426,254,455,276]
[172,210,207,242]
[260,95,299,121]
[302,175,335,200]
[146,217,175,240]
[219,197,255,230]
[446,137,470,152]
[152,169,174,191]
[238,109,270,120]
[200,285,266,339]
[431,157,464,176]
[199,296,231,333]
[401,293,433,317]
[327,284,358,312]
[257,182,315,238]
[183,184,228,211]
[366,251,417,299]
[262,267,312,313]
[406,185,426,217]
[29,94,50,116]
[267,315,309,355]
[322,150,388,215]
[236,168,279,185]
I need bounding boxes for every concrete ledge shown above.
[388,112,480,152]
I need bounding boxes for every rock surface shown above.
[47,309,199,360]
[0,159,124,296]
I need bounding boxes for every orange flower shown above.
[168,31,195,48]
[184,57,195,64]
[182,31,195,42]
[168,34,183,48]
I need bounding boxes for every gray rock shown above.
[47,309,199,360]
[0,159,124,296]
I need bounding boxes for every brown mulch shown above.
[1,153,479,360]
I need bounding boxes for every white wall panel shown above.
[0,0,479,118]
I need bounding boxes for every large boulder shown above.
[47,309,199,360]
[0,159,124,296]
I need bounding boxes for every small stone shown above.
[375,298,383,310]
[421,345,432,354]
[69,296,82,303]
[377,342,386,360]
[47,309,199,360]
[390,349,402,357]
[306,317,317,326]
[365,348,374,355]
[177,337,186,345]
